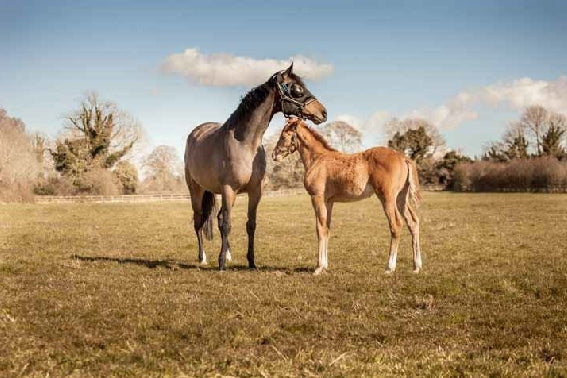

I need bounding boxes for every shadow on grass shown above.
[72,255,312,273]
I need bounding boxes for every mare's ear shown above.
[283,62,293,78]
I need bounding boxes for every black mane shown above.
[225,80,273,128]
[224,71,305,129]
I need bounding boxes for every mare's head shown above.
[271,64,327,124]
[272,118,303,161]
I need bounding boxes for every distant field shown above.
[1,193,566,376]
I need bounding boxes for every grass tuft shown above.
[1,193,566,375]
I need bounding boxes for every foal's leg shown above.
[381,194,403,273]
[323,200,334,269]
[311,195,329,275]
[217,186,236,271]
[246,186,263,269]
[188,184,208,265]
[398,188,422,273]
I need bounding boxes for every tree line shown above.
[2,95,566,202]
[1,93,186,202]
[264,105,567,192]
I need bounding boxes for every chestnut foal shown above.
[272,118,422,275]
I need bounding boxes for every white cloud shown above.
[161,48,333,86]
[335,111,392,146]
[332,76,567,149]
[410,76,567,130]
[336,111,391,134]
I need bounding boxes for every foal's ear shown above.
[289,118,301,130]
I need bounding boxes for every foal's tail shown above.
[405,158,422,207]
[201,191,217,240]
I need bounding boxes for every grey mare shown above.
[184,64,327,270]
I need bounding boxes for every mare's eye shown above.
[290,83,304,98]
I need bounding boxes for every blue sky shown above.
[1,0,566,158]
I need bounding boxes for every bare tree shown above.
[141,145,184,192]
[520,105,548,156]
[0,109,41,201]
[50,92,142,192]
[317,121,362,153]
[51,92,144,185]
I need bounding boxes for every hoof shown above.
[199,252,208,266]
[413,267,421,274]
[313,267,326,276]
[384,269,395,275]
[248,264,257,270]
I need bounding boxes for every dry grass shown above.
[1,193,567,376]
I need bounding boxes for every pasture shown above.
[1,193,566,376]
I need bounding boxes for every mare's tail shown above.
[405,158,422,207]
[201,191,217,240]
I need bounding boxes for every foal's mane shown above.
[298,121,338,152]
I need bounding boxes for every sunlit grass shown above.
[1,193,566,376]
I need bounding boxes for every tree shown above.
[141,145,184,192]
[520,105,548,156]
[317,121,362,153]
[385,117,446,157]
[541,112,566,158]
[435,150,473,188]
[502,121,529,159]
[50,93,142,186]
[388,126,433,163]
[0,109,42,201]
[114,161,139,194]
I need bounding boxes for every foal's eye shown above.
[290,83,304,98]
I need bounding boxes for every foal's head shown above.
[271,64,327,124]
[272,118,302,161]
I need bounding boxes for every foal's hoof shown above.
[384,269,395,275]
[413,267,421,274]
[313,267,326,276]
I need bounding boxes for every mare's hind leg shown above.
[217,186,236,270]
[380,193,404,273]
[188,183,207,265]
[246,185,263,269]
[397,186,422,273]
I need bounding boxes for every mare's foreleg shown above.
[217,186,236,271]
[246,186,263,269]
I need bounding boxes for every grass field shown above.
[1,193,567,376]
